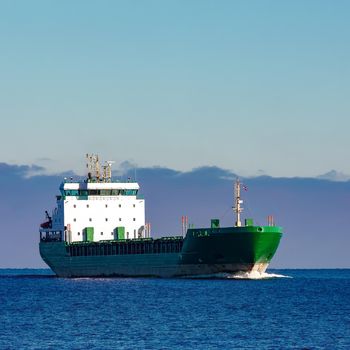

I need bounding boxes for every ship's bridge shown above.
[60,181,140,197]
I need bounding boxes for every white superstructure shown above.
[40,155,146,243]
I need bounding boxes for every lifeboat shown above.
[40,221,52,229]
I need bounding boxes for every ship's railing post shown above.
[267,215,275,226]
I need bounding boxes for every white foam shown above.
[228,271,291,280]
[179,271,291,279]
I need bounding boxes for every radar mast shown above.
[233,179,243,227]
[102,161,115,182]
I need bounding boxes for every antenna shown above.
[95,155,100,181]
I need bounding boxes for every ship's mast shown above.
[102,161,114,182]
[86,154,100,181]
[87,154,115,183]
[233,179,243,227]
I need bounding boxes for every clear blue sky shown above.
[1,0,349,177]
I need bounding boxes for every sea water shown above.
[0,269,349,349]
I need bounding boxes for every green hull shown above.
[39,226,282,278]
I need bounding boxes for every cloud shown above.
[317,170,350,182]
[1,161,350,268]
[0,163,46,179]
[176,166,237,181]
[118,160,138,172]
[121,165,237,185]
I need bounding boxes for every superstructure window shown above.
[64,190,79,196]
[133,218,136,221]
[77,232,80,235]
[133,204,135,208]
[119,218,122,222]
[87,204,89,208]
[119,189,138,196]
[103,189,115,195]
[119,204,121,208]
[105,204,108,208]
[66,189,141,196]
[101,232,103,235]
[89,218,92,222]
[73,204,76,208]
[62,188,138,198]
[105,218,108,222]
[73,218,76,222]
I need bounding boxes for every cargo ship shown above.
[39,154,283,278]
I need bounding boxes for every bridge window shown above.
[66,189,141,196]
[100,190,110,195]
[121,189,138,196]
[64,190,79,196]
[89,190,99,195]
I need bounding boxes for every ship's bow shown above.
[179,226,282,275]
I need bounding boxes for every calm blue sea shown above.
[0,269,349,350]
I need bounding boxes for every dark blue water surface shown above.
[0,269,349,349]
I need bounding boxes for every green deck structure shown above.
[83,227,94,242]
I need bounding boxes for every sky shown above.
[0,1,350,269]
[1,1,350,177]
